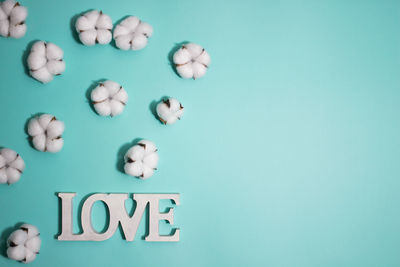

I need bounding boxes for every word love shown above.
[57,193,180,242]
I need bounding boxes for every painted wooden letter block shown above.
[57,193,180,242]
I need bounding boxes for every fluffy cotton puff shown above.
[91,80,128,117]
[75,10,112,46]
[124,140,158,179]
[0,148,25,185]
[7,224,41,264]
[27,114,64,153]
[156,98,184,125]
[0,0,27,38]
[113,16,153,50]
[27,41,65,83]
[173,43,210,79]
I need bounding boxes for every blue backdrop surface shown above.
[1,0,400,266]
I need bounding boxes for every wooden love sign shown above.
[57,193,180,242]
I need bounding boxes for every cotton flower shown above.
[124,140,158,179]
[91,80,128,117]
[27,114,64,153]
[75,10,112,46]
[0,148,25,185]
[27,41,65,83]
[113,16,153,50]
[7,224,41,264]
[0,0,27,38]
[156,98,184,125]
[173,43,210,79]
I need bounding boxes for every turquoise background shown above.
[1,0,400,266]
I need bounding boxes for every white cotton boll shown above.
[27,41,65,83]
[76,10,112,46]
[0,0,27,38]
[173,43,211,79]
[7,224,41,263]
[0,148,25,185]
[27,114,65,152]
[90,80,128,117]
[156,98,184,125]
[124,140,158,179]
[46,60,65,75]
[113,16,152,51]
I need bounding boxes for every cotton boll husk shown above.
[46,120,64,138]
[32,134,46,152]
[192,61,207,79]
[115,35,131,50]
[6,246,25,261]
[9,23,25,38]
[185,43,203,58]
[96,29,112,44]
[46,138,63,153]
[46,43,63,60]
[27,52,47,71]
[30,68,53,83]
[176,63,194,79]
[10,5,27,24]
[46,60,65,75]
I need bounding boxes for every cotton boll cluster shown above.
[0,148,25,185]
[156,98,184,125]
[27,114,64,153]
[91,80,128,117]
[124,140,158,179]
[173,43,210,79]
[75,10,112,46]
[7,224,41,264]
[113,16,153,50]
[0,0,27,38]
[27,41,65,83]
